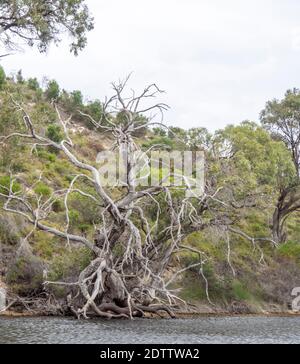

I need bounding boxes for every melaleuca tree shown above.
[0,0,94,55]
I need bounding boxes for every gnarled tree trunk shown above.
[272,187,300,244]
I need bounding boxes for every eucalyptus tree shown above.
[261,89,300,243]
[0,0,94,55]
[212,121,295,249]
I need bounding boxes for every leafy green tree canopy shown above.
[0,0,94,55]
[260,88,300,176]
[215,122,296,195]
[187,127,212,151]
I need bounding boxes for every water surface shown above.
[0,316,299,344]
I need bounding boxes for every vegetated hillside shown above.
[0,68,299,315]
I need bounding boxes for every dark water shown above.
[0,316,300,344]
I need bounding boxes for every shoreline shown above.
[174,311,300,318]
[1,310,300,319]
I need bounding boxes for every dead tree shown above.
[0,78,276,318]
[0,79,203,318]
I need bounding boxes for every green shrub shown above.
[36,149,57,163]
[51,159,73,176]
[278,241,300,265]
[181,278,206,301]
[27,77,40,91]
[0,176,21,195]
[52,199,64,212]
[49,247,92,282]
[46,125,63,147]
[0,216,20,245]
[6,254,44,294]
[78,223,91,233]
[34,182,52,197]
[68,209,80,227]
[232,280,251,301]
[85,100,102,120]
[32,102,57,124]
[32,232,58,260]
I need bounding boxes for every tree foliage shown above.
[0,0,94,54]
[217,122,296,191]
[27,77,40,91]
[260,89,300,243]
[261,88,300,176]
[45,80,60,100]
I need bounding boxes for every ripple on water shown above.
[0,316,300,344]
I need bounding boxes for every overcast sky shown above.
[3,0,300,130]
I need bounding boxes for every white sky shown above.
[3,0,300,131]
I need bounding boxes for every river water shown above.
[0,316,300,344]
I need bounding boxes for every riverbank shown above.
[174,311,300,318]
[1,307,299,319]
[0,310,35,317]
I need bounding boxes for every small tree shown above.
[28,78,40,91]
[45,80,60,101]
[16,70,24,84]
[70,90,83,107]
[85,100,103,122]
